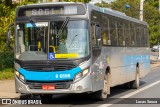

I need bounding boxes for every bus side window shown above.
[91,23,101,47]
[91,24,96,46]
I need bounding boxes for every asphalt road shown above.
[1,66,160,107]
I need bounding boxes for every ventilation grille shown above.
[22,63,76,71]
[26,81,72,89]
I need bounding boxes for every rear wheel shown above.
[131,67,140,89]
[94,72,110,100]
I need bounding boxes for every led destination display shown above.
[17,4,86,17]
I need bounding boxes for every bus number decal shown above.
[55,74,71,79]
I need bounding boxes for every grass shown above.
[0,68,14,80]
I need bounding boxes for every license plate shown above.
[42,84,55,90]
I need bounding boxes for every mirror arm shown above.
[6,23,14,49]
[8,23,14,29]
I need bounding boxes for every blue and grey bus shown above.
[6,2,150,100]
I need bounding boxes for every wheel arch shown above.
[105,66,110,75]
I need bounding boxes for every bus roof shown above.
[17,2,148,26]
[87,3,148,26]
[17,2,82,7]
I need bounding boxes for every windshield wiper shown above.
[69,35,78,47]
[30,19,37,28]
[56,17,70,38]
[29,19,44,37]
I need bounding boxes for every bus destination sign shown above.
[18,5,86,17]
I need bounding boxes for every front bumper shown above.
[15,73,93,94]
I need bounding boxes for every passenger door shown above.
[91,23,102,60]
[91,23,103,91]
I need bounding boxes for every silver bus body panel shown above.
[91,46,150,88]
[79,57,92,70]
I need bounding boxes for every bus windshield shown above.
[16,20,89,60]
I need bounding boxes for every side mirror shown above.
[6,23,14,49]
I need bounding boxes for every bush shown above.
[0,51,14,70]
[0,68,14,80]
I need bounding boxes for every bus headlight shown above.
[15,70,25,82]
[74,69,89,82]
[19,74,25,82]
[15,70,20,77]
[82,69,89,76]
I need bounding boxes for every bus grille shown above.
[26,81,72,89]
[22,63,76,71]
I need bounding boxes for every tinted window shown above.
[130,22,136,46]
[124,21,131,46]
[117,19,124,46]
[109,16,118,46]
[101,15,110,45]
[135,24,141,47]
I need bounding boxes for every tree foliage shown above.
[95,1,111,8]
[111,0,140,19]
[0,1,15,51]
[0,0,37,70]
[145,0,159,9]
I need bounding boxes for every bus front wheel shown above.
[40,94,53,102]
[94,72,110,100]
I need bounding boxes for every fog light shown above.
[76,86,83,91]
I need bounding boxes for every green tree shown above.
[144,2,160,45]
[111,0,140,19]
[95,1,111,8]
[145,0,159,9]
[0,0,37,70]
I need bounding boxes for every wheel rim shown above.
[136,67,140,88]
[103,73,110,95]
[103,79,108,94]
[136,72,140,87]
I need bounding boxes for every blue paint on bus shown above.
[19,67,81,81]
[123,54,150,71]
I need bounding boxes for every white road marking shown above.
[98,80,160,107]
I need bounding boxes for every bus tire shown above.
[40,94,53,102]
[131,67,140,89]
[94,72,110,101]
[124,82,132,89]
